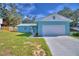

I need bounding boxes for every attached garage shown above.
[37,20,70,36]
[37,14,71,36]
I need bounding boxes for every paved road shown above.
[44,36,79,56]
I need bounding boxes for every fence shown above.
[1,26,17,32]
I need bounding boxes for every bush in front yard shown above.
[72,32,79,36]
[34,33,41,37]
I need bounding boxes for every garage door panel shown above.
[42,25,65,36]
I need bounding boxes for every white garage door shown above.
[42,25,65,36]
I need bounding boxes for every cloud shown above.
[23,14,45,20]
[26,4,36,14]
[48,5,65,14]
[17,4,36,15]
[48,10,54,13]
[36,14,45,19]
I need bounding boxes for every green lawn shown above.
[0,32,52,56]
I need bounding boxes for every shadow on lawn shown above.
[16,32,32,37]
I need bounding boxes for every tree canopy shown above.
[58,7,79,27]
[0,3,22,26]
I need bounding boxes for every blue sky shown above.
[4,3,79,19]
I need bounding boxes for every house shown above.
[17,14,71,36]
[1,18,9,26]
[17,23,37,34]
[0,18,3,29]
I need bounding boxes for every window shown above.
[23,27,26,30]
[53,16,55,20]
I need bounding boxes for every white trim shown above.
[17,23,37,26]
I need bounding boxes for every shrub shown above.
[34,33,41,37]
[72,32,79,36]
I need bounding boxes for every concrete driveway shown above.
[44,36,79,56]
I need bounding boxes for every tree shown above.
[71,9,79,26]
[22,15,30,23]
[58,7,73,18]
[0,4,8,18]
[58,7,79,27]
[7,4,22,31]
[0,3,3,18]
[5,4,22,26]
[0,3,22,31]
[32,16,36,23]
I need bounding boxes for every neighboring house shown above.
[17,14,71,36]
[1,18,9,26]
[0,18,3,29]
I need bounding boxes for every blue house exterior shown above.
[37,20,70,36]
[17,14,71,36]
[17,23,37,35]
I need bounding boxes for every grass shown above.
[0,32,52,56]
[16,32,32,37]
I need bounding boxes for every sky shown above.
[4,3,79,19]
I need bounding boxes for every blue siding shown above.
[17,26,37,35]
[65,22,70,35]
[17,21,70,36]
[17,26,31,33]
[37,21,70,36]
[32,26,38,33]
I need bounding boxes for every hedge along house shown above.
[17,14,71,36]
